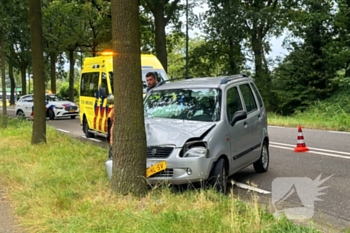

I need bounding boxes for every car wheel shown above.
[16,110,25,119]
[208,158,227,194]
[48,109,55,120]
[70,115,76,119]
[83,117,94,138]
[253,141,269,173]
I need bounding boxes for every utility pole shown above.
[185,0,189,78]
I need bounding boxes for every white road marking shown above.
[233,181,271,194]
[328,131,350,135]
[57,129,70,133]
[271,142,350,156]
[306,151,350,160]
[268,126,285,128]
[81,135,102,142]
[270,142,350,160]
[270,145,294,151]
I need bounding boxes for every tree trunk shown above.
[9,61,16,105]
[251,31,268,97]
[29,0,47,144]
[20,65,27,95]
[111,0,148,196]
[1,27,7,128]
[154,7,168,72]
[68,49,75,102]
[228,36,240,74]
[50,52,57,94]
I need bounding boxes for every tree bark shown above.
[142,0,181,73]
[1,27,7,128]
[111,0,148,196]
[68,49,75,102]
[153,7,168,72]
[8,61,16,105]
[20,65,27,95]
[50,52,57,94]
[29,0,47,144]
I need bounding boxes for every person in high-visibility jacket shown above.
[108,109,114,159]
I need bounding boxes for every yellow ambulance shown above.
[79,52,168,139]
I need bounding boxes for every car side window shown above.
[21,96,33,102]
[239,83,257,113]
[250,83,263,108]
[226,87,243,122]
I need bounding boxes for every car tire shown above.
[16,110,25,119]
[48,109,55,120]
[208,158,227,194]
[83,117,94,138]
[70,116,76,119]
[253,141,269,173]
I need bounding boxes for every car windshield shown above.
[46,95,65,102]
[144,88,221,122]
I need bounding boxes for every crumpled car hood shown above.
[145,118,216,147]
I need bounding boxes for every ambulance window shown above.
[80,72,99,97]
[101,73,108,90]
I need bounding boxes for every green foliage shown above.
[269,86,350,131]
[58,82,79,100]
[271,0,339,115]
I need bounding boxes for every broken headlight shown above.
[183,146,208,158]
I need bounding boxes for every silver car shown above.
[106,74,269,193]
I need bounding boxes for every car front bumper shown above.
[105,149,214,185]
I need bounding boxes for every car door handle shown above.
[244,122,248,128]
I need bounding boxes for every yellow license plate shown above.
[146,161,166,178]
[69,110,75,113]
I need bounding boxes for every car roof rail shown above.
[220,73,248,84]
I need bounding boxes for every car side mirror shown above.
[106,94,114,105]
[99,87,107,98]
[230,110,247,126]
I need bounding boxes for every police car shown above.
[15,94,79,120]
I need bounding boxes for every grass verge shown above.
[268,92,350,131]
[0,117,322,232]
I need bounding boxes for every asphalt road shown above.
[2,107,350,232]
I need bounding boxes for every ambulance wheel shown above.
[83,117,94,138]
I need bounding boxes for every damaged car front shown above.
[106,86,226,185]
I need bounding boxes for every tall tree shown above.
[1,27,7,128]
[29,0,47,144]
[7,0,31,95]
[333,0,350,77]
[140,0,183,72]
[242,0,286,103]
[110,0,147,196]
[202,0,247,75]
[271,0,337,115]
[8,59,16,105]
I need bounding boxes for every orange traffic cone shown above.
[294,126,309,152]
